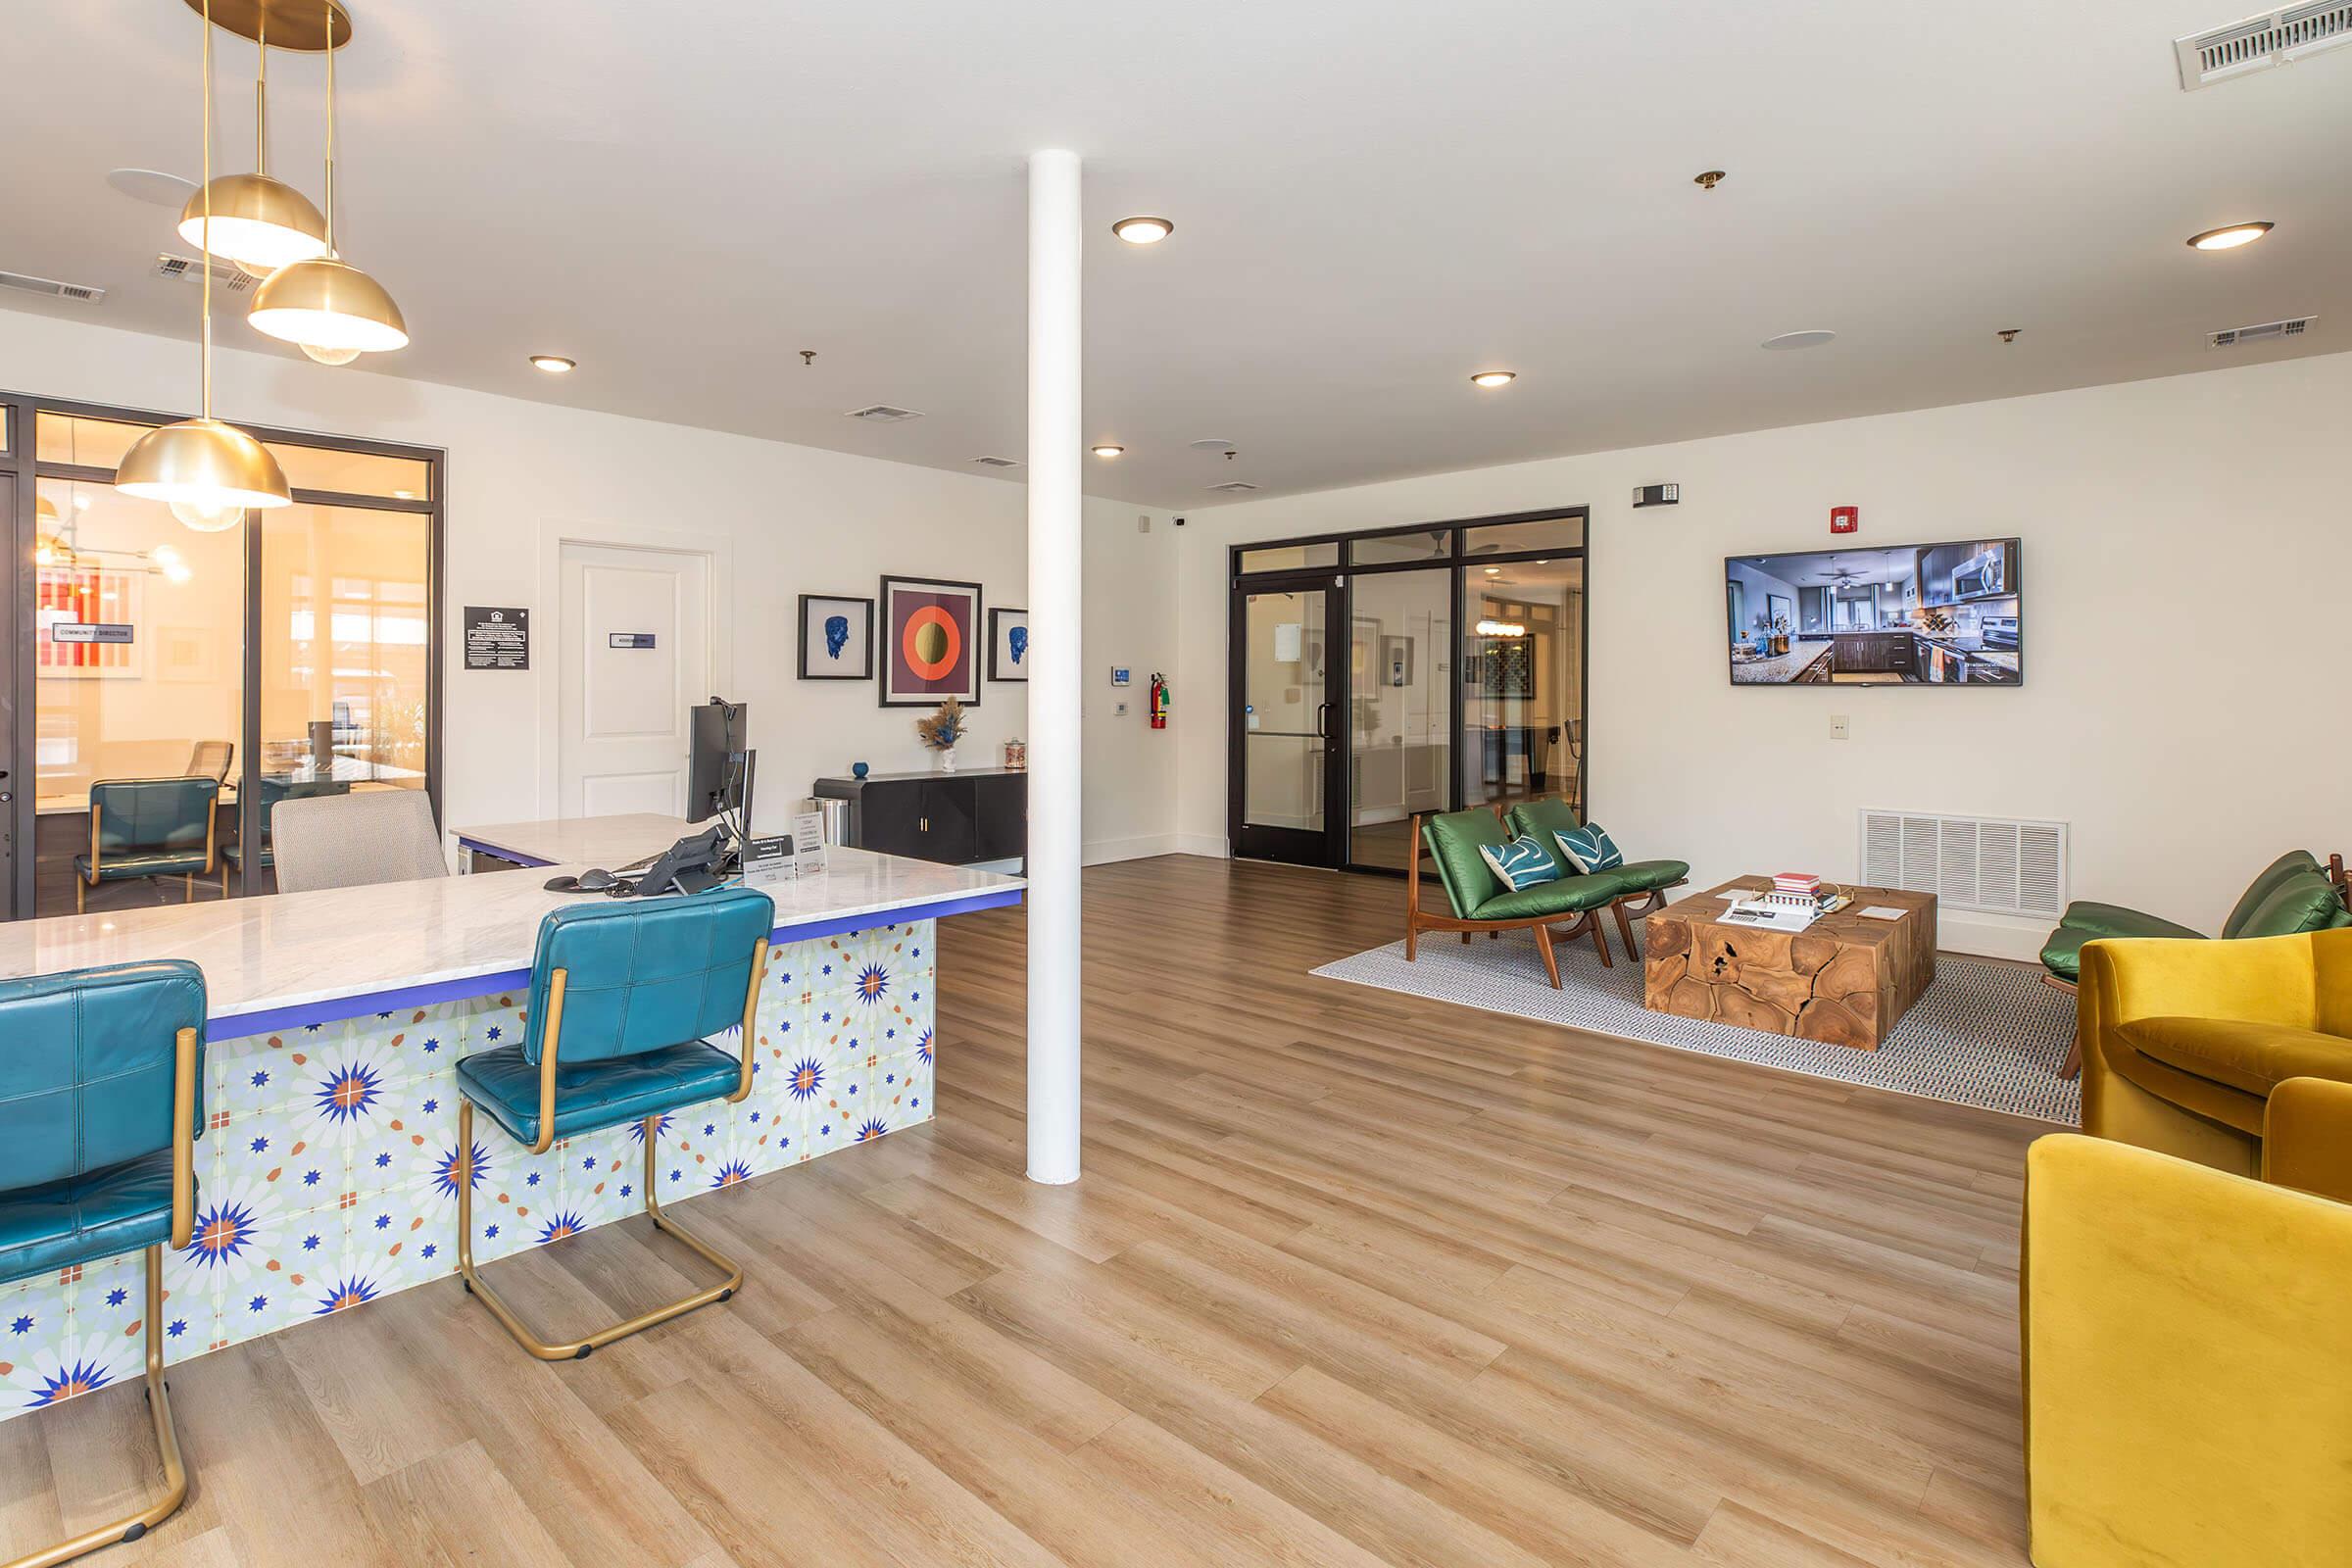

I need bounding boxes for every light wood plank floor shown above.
[2,856,2042,1566]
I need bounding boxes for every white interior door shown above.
[557,542,710,817]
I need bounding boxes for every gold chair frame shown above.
[6,1028,197,1568]
[456,941,767,1361]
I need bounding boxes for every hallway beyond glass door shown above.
[1231,577,1345,865]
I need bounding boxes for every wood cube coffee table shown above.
[1642,878,1936,1050]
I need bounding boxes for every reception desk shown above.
[0,819,1021,1424]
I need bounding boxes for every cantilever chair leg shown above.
[454,1102,746,1361]
[7,1246,190,1568]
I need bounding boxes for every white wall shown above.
[1175,350,2352,958]
[0,310,1180,863]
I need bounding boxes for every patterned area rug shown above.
[1312,928,2081,1125]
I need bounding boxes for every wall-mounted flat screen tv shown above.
[1726,539,2022,686]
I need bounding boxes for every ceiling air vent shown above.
[2176,4,2352,89]
[155,252,258,292]
[1207,481,1260,494]
[845,404,922,423]
[2208,315,2316,348]
[0,267,105,303]
[971,455,1021,467]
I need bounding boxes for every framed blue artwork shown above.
[798,593,873,680]
[988,606,1030,682]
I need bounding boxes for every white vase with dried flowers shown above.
[916,697,966,773]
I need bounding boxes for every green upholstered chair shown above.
[1407,808,1623,987]
[454,887,773,1360]
[1503,797,1690,961]
[219,775,350,894]
[2041,852,2351,1076]
[74,777,221,913]
[0,960,205,1568]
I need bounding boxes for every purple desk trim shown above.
[456,835,554,868]
[204,884,1023,1037]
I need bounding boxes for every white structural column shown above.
[1025,148,1084,1184]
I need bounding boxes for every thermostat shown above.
[1632,484,1680,508]
[1110,666,1132,686]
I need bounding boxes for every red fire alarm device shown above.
[1830,506,1859,535]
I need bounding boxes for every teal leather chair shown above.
[0,961,205,1568]
[74,778,220,913]
[455,887,773,1360]
[218,776,349,894]
[2040,851,2350,1077]
[1503,797,1690,961]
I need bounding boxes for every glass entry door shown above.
[1230,576,1347,865]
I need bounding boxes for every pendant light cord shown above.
[200,0,215,420]
[255,8,269,174]
[323,0,336,254]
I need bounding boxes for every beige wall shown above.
[0,309,1181,864]
[1175,349,2352,958]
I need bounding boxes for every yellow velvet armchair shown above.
[2078,926,2352,1177]
[2024,1077,2352,1566]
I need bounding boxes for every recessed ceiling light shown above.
[107,167,198,208]
[528,354,577,373]
[2186,221,2274,251]
[1761,329,1837,351]
[1470,370,1517,388]
[1091,444,1125,458]
[1111,217,1172,244]
[1484,566,1502,575]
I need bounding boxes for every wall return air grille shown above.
[1859,809,2069,921]
[2177,5,2352,88]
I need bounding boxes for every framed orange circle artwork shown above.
[879,574,984,707]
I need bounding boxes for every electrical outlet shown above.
[1830,714,1850,741]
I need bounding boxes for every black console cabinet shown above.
[813,768,1026,868]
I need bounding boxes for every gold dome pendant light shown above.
[174,5,327,274]
[119,0,293,531]
[247,0,408,363]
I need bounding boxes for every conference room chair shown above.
[181,740,232,783]
[0,960,205,1568]
[453,887,773,1359]
[270,788,450,893]
[219,776,351,895]
[74,778,220,913]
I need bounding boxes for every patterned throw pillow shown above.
[1479,834,1562,893]
[1553,823,1625,874]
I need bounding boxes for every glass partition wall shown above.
[1,396,442,920]
[1228,509,1586,873]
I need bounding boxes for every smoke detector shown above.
[2176,5,2352,89]
[0,268,104,303]
[845,404,922,422]
[2207,315,2316,348]
[971,455,1022,467]
[155,252,259,292]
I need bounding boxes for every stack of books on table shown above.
[1720,873,1846,932]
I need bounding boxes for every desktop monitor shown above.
[688,699,752,822]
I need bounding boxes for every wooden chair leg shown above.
[1461,931,1472,945]
[1404,917,1419,962]
[1589,912,1612,968]
[1611,900,1641,960]
[1533,923,1562,989]
[2061,1028,2082,1080]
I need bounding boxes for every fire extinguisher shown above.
[1149,671,1169,730]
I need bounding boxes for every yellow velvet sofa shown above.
[2078,926,2352,1177]
[2024,1077,2352,1566]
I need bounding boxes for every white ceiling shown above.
[3,1,2346,508]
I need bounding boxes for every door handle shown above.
[1314,702,1332,742]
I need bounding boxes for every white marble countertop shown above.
[0,845,1023,1032]
[453,812,713,868]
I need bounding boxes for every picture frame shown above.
[988,606,1030,682]
[879,574,984,707]
[798,593,874,680]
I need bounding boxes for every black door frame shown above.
[1226,507,1591,877]
[1227,568,1349,866]
[2,390,445,922]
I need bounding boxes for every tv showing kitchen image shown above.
[1726,539,2022,686]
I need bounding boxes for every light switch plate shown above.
[1830,714,1850,741]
